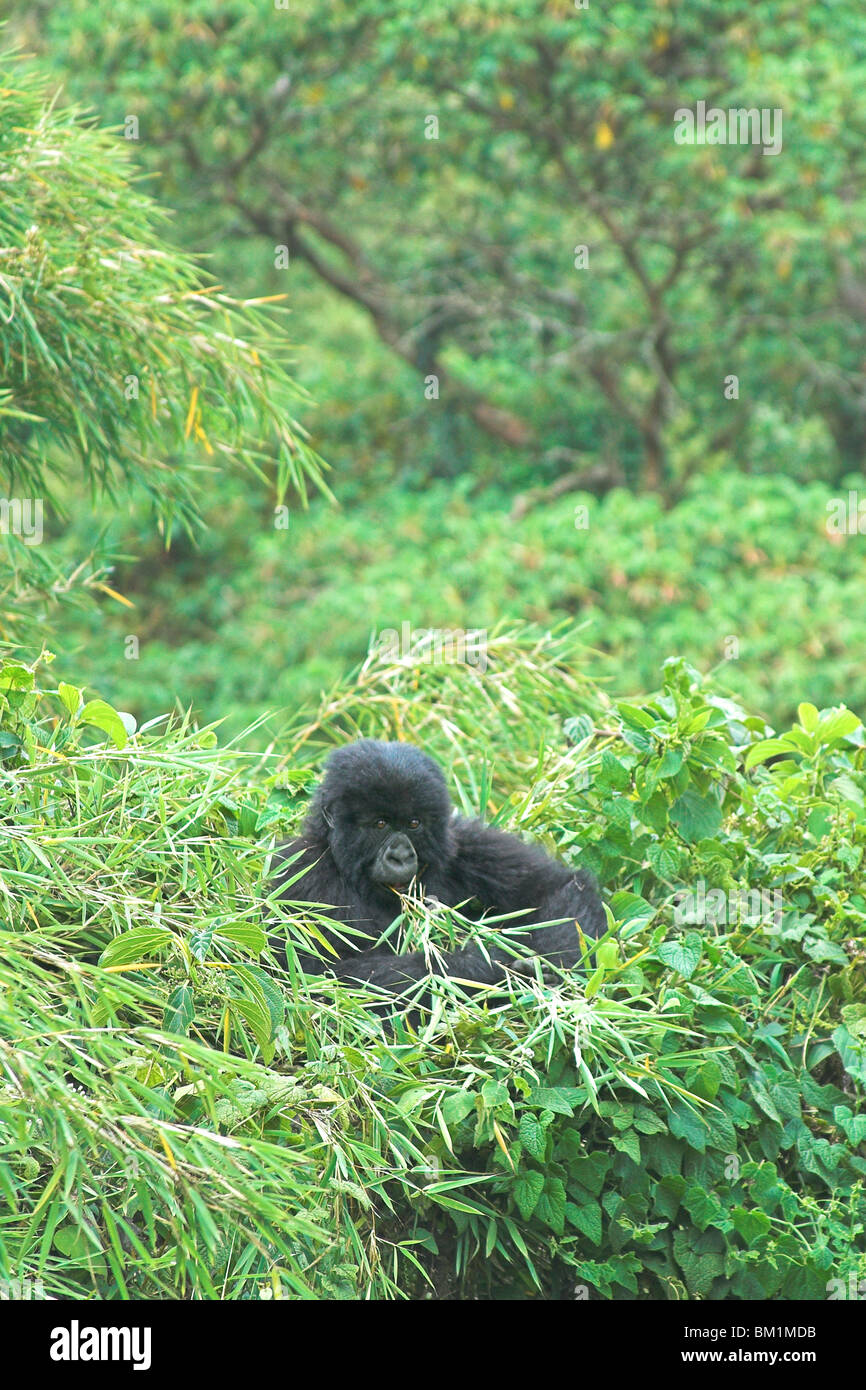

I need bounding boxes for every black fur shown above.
[271,739,605,995]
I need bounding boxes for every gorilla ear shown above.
[322,803,335,829]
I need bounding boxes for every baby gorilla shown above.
[271,739,605,996]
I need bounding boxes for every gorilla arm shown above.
[331,820,605,993]
[447,818,606,967]
[269,838,381,976]
[271,836,502,990]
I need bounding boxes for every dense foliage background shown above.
[1,2,865,1301]
[5,0,866,736]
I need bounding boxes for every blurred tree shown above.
[0,48,327,646]
[11,0,866,493]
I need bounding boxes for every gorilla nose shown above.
[381,838,417,882]
[378,828,419,884]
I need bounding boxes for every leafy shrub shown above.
[1,633,864,1299]
[51,470,866,745]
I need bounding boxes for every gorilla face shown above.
[369,830,418,892]
[315,740,453,902]
[273,736,606,992]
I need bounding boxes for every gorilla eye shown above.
[408,818,421,830]
[375,818,388,829]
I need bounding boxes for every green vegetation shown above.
[1,641,864,1298]
[2,5,866,1302]
[0,49,325,649]
[18,0,866,493]
[6,2,865,748]
[49,470,866,744]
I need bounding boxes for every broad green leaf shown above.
[230,996,272,1053]
[648,842,682,879]
[513,1169,544,1221]
[188,926,215,963]
[657,932,702,978]
[518,1113,547,1160]
[54,1224,92,1259]
[596,940,620,971]
[565,1199,602,1245]
[0,664,34,691]
[655,747,684,779]
[816,708,861,743]
[164,984,195,1036]
[0,729,22,759]
[216,922,267,953]
[832,1025,866,1085]
[79,699,128,749]
[441,1091,476,1126]
[669,1103,707,1152]
[609,890,655,931]
[744,738,795,770]
[797,703,819,733]
[535,1176,566,1236]
[732,1206,772,1243]
[57,682,83,717]
[611,1129,641,1164]
[617,702,656,730]
[100,926,173,966]
[481,1078,510,1109]
[669,789,722,843]
[527,1087,576,1116]
[683,1184,725,1231]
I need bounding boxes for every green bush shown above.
[52,469,866,743]
[1,633,864,1299]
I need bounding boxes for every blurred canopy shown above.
[2,3,866,730]
[11,0,866,493]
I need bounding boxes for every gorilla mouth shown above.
[382,862,426,896]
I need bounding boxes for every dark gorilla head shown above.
[310,740,453,900]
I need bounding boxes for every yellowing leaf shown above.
[158,1130,177,1171]
[241,295,287,307]
[95,583,135,608]
[194,420,214,456]
[595,121,615,150]
[492,1119,515,1170]
[184,385,199,440]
